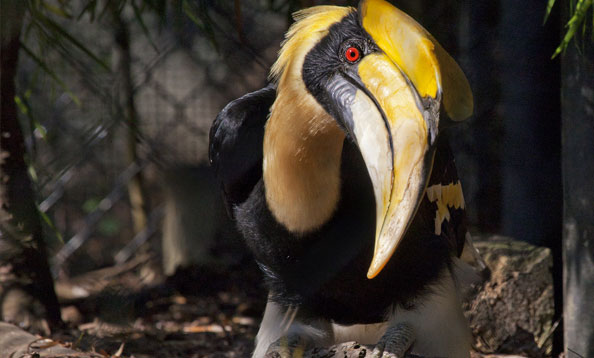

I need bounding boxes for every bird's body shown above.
[236,136,461,325]
[210,1,481,357]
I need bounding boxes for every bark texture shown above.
[1,1,61,329]
[561,5,594,356]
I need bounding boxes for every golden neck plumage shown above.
[263,84,345,234]
[263,6,351,234]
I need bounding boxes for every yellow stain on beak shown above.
[359,0,473,121]
[355,54,431,279]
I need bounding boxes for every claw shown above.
[372,322,415,358]
[265,333,310,358]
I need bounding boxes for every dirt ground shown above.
[19,245,549,358]
[49,260,266,358]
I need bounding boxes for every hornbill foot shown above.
[265,334,312,358]
[371,322,415,358]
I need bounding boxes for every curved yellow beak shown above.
[359,0,473,121]
[353,0,473,279]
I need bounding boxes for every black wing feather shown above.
[209,84,276,217]
[428,136,467,257]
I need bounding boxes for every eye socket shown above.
[344,46,361,63]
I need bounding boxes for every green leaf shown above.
[96,0,111,21]
[552,0,593,58]
[98,216,121,237]
[36,14,110,71]
[82,198,101,213]
[28,164,39,182]
[16,91,47,141]
[544,0,556,24]
[143,0,167,25]
[20,43,82,106]
[33,121,48,140]
[132,0,160,53]
[39,209,64,243]
[41,1,72,19]
[14,95,29,115]
[182,0,219,51]
[77,0,98,21]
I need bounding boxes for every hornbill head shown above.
[263,0,473,279]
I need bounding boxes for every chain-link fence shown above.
[16,1,289,277]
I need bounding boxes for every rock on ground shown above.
[465,235,554,357]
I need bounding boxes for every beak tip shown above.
[366,259,384,279]
[366,271,378,279]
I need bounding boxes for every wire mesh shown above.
[16,1,285,276]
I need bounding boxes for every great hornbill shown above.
[209,0,483,357]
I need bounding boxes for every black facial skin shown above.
[302,12,379,138]
[302,11,440,146]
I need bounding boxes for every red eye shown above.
[345,46,360,62]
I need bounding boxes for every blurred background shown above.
[2,0,592,357]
